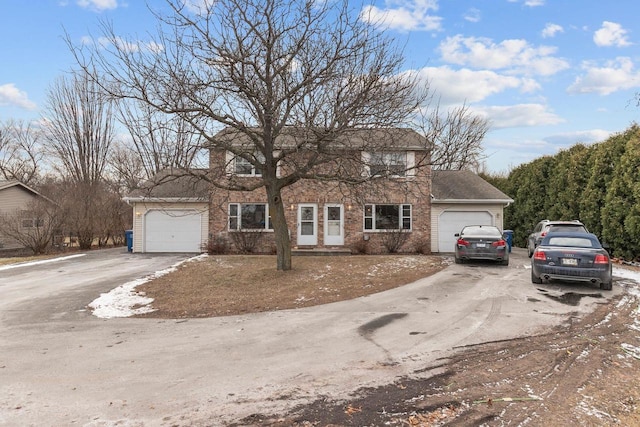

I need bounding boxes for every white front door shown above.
[324,204,344,246]
[297,204,318,245]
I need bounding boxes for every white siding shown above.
[130,201,209,253]
[0,186,39,250]
[0,186,37,214]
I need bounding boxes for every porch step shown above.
[292,247,352,256]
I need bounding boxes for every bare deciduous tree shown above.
[0,119,44,185]
[41,70,116,249]
[71,0,486,270]
[43,70,115,185]
[114,101,205,187]
[421,103,489,171]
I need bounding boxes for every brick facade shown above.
[208,150,432,255]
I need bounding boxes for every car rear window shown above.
[547,225,587,233]
[461,226,501,237]
[546,236,598,248]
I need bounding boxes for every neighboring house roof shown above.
[124,170,210,202]
[0,180,43,197]
[214,127,428,151]
[431,170,513,205]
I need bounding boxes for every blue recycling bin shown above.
[504,230,514,253]
[125,230,133,252]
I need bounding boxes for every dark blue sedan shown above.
[531,232,613,290]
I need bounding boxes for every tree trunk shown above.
[266,185,292,271]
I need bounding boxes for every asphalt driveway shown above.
[0,248,623,426]
[0,248,192,325]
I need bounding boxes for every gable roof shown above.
[214,127,428,151]
[0,180,44,198]
[431,170,513,205]
[124,169,210,202]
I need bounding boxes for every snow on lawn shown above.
[87,258,640,320]
[89,254,207,319]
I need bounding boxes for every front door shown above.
[324,204,344,246]
[297,204,318,246]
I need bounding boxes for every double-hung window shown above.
[364,204,411,231]
[369,152,407,177]
[233,153,264,176]
[228,203,272,231]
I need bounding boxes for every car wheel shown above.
[531,270,542,284]
[600,280,613,291]
[527,242,533,258]
[500,259,509,266]
[454,256,462,264]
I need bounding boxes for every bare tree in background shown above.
[422,103,489,171]
[113,101,204,189]
[71,0,486,270]
[0,119,44,185]
[41,70,116,249]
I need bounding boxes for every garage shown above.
[437,211,493,252]
[144,209,203,253]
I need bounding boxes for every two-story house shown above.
[125,127,513,254]
[207,127,432,254]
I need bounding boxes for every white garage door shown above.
[144,210,202,252]
[438,211,493,252]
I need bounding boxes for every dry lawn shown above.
[136,254,448,318]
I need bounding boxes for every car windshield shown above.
[461,226,501,237]
[545,236,598,248]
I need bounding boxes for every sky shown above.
[1,0,640,173]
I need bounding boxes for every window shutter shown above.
[225,151,234,175]
[406,152,415,177]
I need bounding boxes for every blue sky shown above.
[1,0,639,173]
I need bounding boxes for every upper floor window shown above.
[366,152,415,177]
[364,204,412,231]
[234,153,264,176]
[228,203,272,231]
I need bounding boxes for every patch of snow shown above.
[0,253,85,271]
[88,255,204,319]
[621,343,640,360]
[577,396,616,422]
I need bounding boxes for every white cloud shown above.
[463,8,481,23]
[542,23,563,38]
[417,66,530,105]
[81,35,163,54]
[594,21,632,47]
[76,0,118,11]
[524,0,545,6]
[593,21,631,47]
[438,35,570,76]
[0,83,37,110]
[360,0,442,32]
[567,57,640,95]
[182,0,216,15]
[474,104,564,128]
[543,129,612,146]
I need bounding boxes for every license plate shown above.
[475,243,486,248]
[562,258,578,266]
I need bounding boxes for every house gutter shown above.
[431,198,514,207]
[122,197,208,204]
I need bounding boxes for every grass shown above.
[136,254,448,318]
